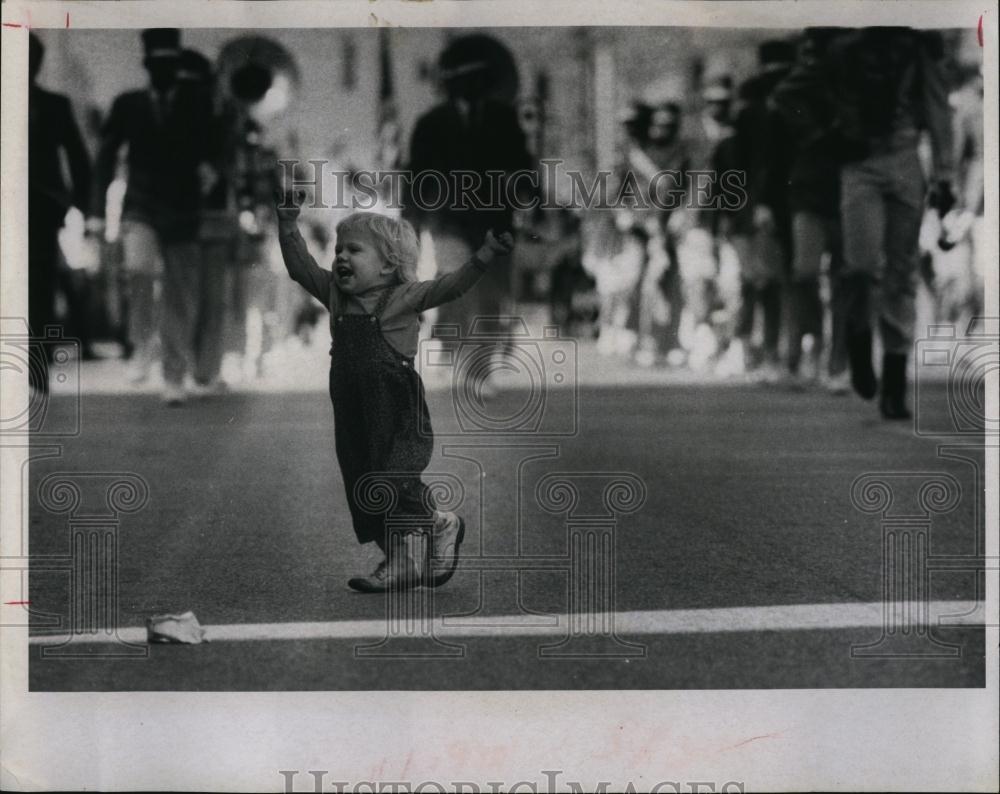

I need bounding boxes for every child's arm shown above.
[405,230,515,311]
[274,189,333,304]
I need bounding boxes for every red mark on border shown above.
[66,12,70,29]
[2,23,23,28]
[5,600,31,606]
[978,15,984,47]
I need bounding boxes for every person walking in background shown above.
[673,78,735,371]
[404,36,534,392]
[927,62,985,327]
[584,210,647,358]
[28,32,93,394]
[624,100,692,366]
[771,28,849,393]
[731,41,796,384]
[685,75,747,378]
[177,47,231,395]
[825,27,955,419]
[547,209,597,338]
[93,28,217,405]
[715,46,794,383]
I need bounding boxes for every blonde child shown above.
[275,189,513,591]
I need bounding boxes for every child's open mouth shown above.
[336,266,354,279]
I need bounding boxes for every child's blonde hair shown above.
[335,212,420,284]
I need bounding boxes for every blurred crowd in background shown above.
[560,29,984,404]
[28,26,985,410]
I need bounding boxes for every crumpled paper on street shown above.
[146,611,208,644]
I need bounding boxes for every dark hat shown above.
[142,28,181,60]
[435,34,519,102]
[178,48,212,81]
[758,39,795,67]
[438,38,491,81]
[804,27,844,44]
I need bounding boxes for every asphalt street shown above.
[24,366,987,690]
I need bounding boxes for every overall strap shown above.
[373,284,397,319]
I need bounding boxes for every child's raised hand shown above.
[478,229,515,261]
[273,188,304,223]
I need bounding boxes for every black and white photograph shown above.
[1,0,997,791]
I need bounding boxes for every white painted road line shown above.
[25,600,986,646]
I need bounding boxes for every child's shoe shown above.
[426,511,466,588]
[347,536,422,593]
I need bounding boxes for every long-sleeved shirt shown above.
[824,28,954,181]
[29,85,92,228]
[403,99,535,243]
[278,221,489,358]
[95,87,215,240]
[770,57,843,217]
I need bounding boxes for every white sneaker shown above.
[753,361,783,385]
[189,379,229,398]
[162,383,187,406]
[634,349,656,368]
[823,371,851,396]
[665,348,687,368]
[689,323,719,371]
[715,340,747,378]
[127,360,152,385]
[427,511,466,588]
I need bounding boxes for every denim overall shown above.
[329,285,436,545]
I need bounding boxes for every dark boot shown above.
[879,353,912,420]
[847,326,878,400]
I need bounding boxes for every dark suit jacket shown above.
[29,85,92,229]
[404,99,534,243]
[735,68,795,238]
[95,87,214,241]
[823,28,953,179]
[770,58,843,217]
